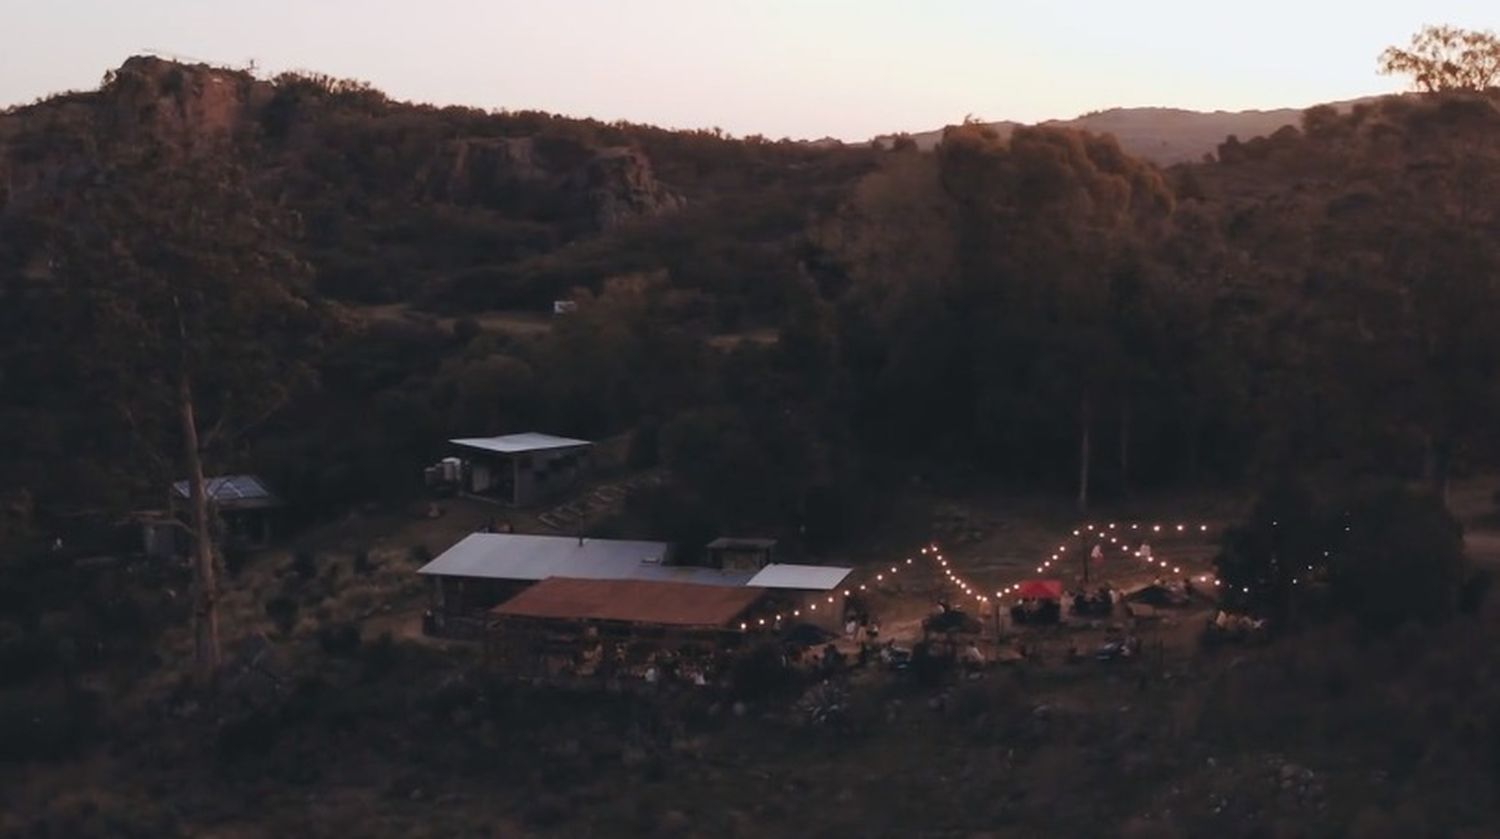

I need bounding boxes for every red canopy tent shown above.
[1015,579,1064,600]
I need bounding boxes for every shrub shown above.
[907,641,954,688]
[1459,568,1492,616]
[408,544,432,566]
[0,632,55,687]
[729,642,798,701]
[360,632,397,682]
[1329,485,1465,632]
[223,546,249,578]
[265,596,299,634]
[317,622,362,657]
[452,317,482,346]
[292,549,317,580]
[352,548,373,576]
[22,789,183,839]
[0,686,102,762]
[216,708,280,761]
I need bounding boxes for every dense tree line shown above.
[5,52,1500,560]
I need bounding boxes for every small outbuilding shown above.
[446,433,593,507]
[745,563,853,632]
[143,474,283,558]
[705,537,778,571]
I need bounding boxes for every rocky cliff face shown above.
[99,55,272,146]
[430,135,682,229]
[1,56,682,232]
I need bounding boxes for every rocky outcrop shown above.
[2,56,682,232]
[1,57,269,214]
[99,55,270,147]
[431,135,681,230]
[581,146,683,228]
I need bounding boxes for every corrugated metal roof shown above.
[492,577,765,627]
[417,533,755,586]
[170,475,280,505]
[449,433,592,455]
[746,563,853,591]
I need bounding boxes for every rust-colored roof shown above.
[492,577,766,628]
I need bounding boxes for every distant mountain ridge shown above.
[871,100,1377,165]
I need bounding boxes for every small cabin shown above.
[144,474,284,558]
[745,563,853,632]
[705,537,778,572]
[443,433,593,508]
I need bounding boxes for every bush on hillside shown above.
[292,550,317,581]
[1329,485,1465,632]
[265,596,299,635]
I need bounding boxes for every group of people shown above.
[844,612,880,644]
[1069,586,1117,617]
[1010,597,1062,625]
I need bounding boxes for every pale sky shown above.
[1,1,1492,140]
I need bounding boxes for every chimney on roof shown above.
[578,535,585,546]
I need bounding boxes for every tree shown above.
[1379,25,1500,92]
[1216,475,1324,619]
[1328,485,1465,632]
[40,141,321,688]
[1309,97,1500,502]
[936,124,1174,511]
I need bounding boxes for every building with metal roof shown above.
[443,434,593,507]
[745,563,854,632]
[170,475,281,510]
[449,433,592,455]
[746,563,852,591]
[418,533,755,636]
[152,474,283,555]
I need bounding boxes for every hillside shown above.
[8,50,1500,838]
[0,56,879,312]
[871,99,1375,165]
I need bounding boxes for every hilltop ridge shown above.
[871,99,1378,164]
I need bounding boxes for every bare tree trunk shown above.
[1119,400,1131,499]
[179,372,221,690]
[1077,393,1092,514]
